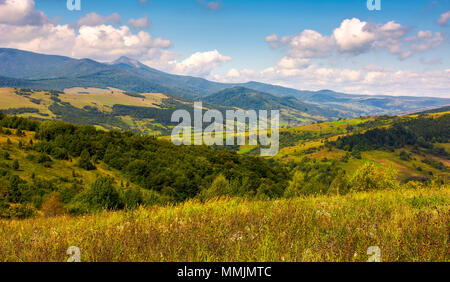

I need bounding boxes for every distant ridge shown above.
[1,48,449,118]
[416,106,450,114]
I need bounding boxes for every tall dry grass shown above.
[0,187,448,262]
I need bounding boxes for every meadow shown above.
[0,187,448,262]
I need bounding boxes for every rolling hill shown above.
[203,86,338,124]
[237,111,450,183]
[0,87,195,136]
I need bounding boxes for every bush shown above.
[51,147,69,160]
[37,153,52,164]
[6,175,23,203]
[59,184,82,204]
[351,149,362,159]
[255,180,283,199]
[41,193,65,217]
[84,176,122,210]
[0,201,9,218]
[121,187,143,209]
[66,201,91,215]
[200,174,231,200]
[142,189,167,206]
[283,171,305,198]
[7,204,36,219]
[328,171,350,195]
[350,163,399,192]
[399,150,411,161]
[2,151,10,160]
[402,181,425,190]
[12,160,19,170]
[77,149,96,171]
[16,128,25,137]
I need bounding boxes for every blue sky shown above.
[37,0,449,70]
[1,0,449,97]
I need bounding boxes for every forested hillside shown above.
[269,113,450,188]
[330,114,450,151]
[0,109,448,219]
[0,111,289,218]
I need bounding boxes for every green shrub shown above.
[351,149,362,159]
[12,160,19,170]
[121,187,143,209]
[37,153,52,164]
[2,151,10,160]
[283,171,305,198]
[7,204,36,219]
[350,163,399,192]
[399,150,411,161]
[328,171,350,195]
[77,149,96,171]
[6,175,23,203]
[142,189,168,206]
[0,201,9,218]
[59,184,82,204]
[200,174,232,200]
[51,147,69,160]
[84,176,122,210]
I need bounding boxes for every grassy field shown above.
[0,187,448,262]
[0,87,183,135]
[0,87,167,113]
[61,92,166,112]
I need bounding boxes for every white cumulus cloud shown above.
[127,15,151,29]
[437,10,450,26]
[77,12,122,27]
[170,50,231,76]
[0,0,47,26]
[407,31,446,52]
[333,18,376,54]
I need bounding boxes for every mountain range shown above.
[1,47,449,122]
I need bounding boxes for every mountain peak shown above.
[112,56,142,68]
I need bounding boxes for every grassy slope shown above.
[0,87,167,112]
[273,113,450,181]
[0,87,173,135]
[0,188,448,262]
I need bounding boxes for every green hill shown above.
[270,112,450,184]
[203,87,338,124]
[417,106,450,114]
[0,87,220,136]
[0,110,289,218]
